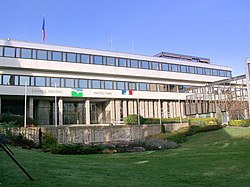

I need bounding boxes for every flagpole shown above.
[137,81,140,125]
[55,83,57,127]
[24,81,27,128]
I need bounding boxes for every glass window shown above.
[20,76,30,86]
[152,62,159,70]
[61,78,64,87]
[67,53,76,62]
[51,78,60,87]
[141,61,149,69]
[180,65,187,73]
[0,46,3,56]
[52,51,62,61]
[212,69,218,76]
[48,51,52,60]
[189,66,195,74]
[130,59,138,68]
[35,77,45,87]
[148,83,157,91]
[197,67,203,75]
[4,47,15,57]
[159,84,167,92]
[76,54,80,63]
[139,83,147,91]
[119,58,127,67]
[81,54,89,63]
[2,75,16,85]
[162,63,169,71]
[128,82,136,90]
[204,68,211,75]
[171,64,178,72]
[219,70,225,77]
[65,78,74,87]
[92,80,101,89]
[32,49,37,59]
[79,79,88,88]
[104,81,113,89]
[46,77,50,87]
[117,81,125,90]
[107,57,115,66]
[93,56,102,65]
[37,50,47,60]
[169,84,177,92]
[63,52,66,61]
[21,49,32,59]
[226,71,232,77]
[30,77,35,86]
[16,48,20,58]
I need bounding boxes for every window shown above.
[212,69,218,76]
[128,82,136,90]
[79,79,88,88]
[67,53,76,62]
[148,83,157,91]
[180,65,187,73]
[51,78,60,87]
[159,84,167,92]
[48,51,52,60]
[37,50,47,60]
[81,54,89,63]
[171,64,178,72]
[16,48,20,58]
[118,58,127,67]
[130,59,138,68]
[204,68,211,75]
[93,56,102,65]
[141,61,149,69]
[3,75,16,85]
[197,67,203,75]
[21,49,32,59]
[117,81,125,90]
[107,57,115,66]
[65,78,74,87]
[162,63,169,71]
[169,84,177,92]
[20,76,30,86]
[32,49,37,59]
[189,66,195,74]
[4,47,15,57]
[178,85,184,93]
[226,71,232,77]
[152,62,159,70]
[219,70,225,77]
[61,78,65,87]
[35,77,46,87]
[139,83,147,91]
[0,46,3,56]
[92,80,101,89]
[30,77,35,86]
[52,51,62,61]
[76,54,81,63]
[104,81,113,89]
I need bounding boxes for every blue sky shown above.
[1,0,250,75]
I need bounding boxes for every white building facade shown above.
[0,39,232,125]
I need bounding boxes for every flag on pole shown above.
[42,15,46,43]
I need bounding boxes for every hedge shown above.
[228,119,250,127]
[0,113,37,127]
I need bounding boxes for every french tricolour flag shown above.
[42,15,46,43]
[122,89,133,95]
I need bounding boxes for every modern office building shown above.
[0,39,232,125]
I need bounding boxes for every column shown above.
[0,97,2,114]
[154,101,158,118]
[115,100,121,121]
[110,100,115,122]
[85,99,90,125]
[162,101,168,118]
[123,100,127,118]
[181,102,184,117]
[158,100,161,119]
[58,98,63,126]
[140,101,145,118]
[148,101,154,118]
[169,102,174,118]
[134,100,137,114]
[144,101,149,118]
[128,100,134,115]
[176,102,180,117]
[28,97,34,119]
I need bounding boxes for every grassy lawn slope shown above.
[1,128,250,187]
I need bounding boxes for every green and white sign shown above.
[71,88,83,97]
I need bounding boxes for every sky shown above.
[1,0,250,75]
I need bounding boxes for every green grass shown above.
[1,128,250,186]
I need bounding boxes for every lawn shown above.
[1,127,250,187]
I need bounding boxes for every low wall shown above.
[1,123,188,144]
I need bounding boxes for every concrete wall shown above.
[1,123,188,144]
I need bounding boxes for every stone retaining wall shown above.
[1,123,188,144]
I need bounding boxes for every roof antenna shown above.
[109,33,113,51]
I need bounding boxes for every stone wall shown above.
[1,123,188,144]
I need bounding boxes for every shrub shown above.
[0,121,16,128]
[216,110,223,125]
[41,132,58,152]
[161,124,166,133]
[131,139,178,150]
[51,144,105,154]
[189,118,217,126]
[0,113,37,127]
[228,119,250,127]
[124,114,145,125]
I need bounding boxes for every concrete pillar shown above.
[210,113,214,118]
[162,101,168,118]
[115,100,121,121]
[0,97,1,114]
[140,101,145,118]
[110,100,115,122]
[158,100,162,119]
[128,100,134,115]
[28,97,34,119]
[134,100,137,114]
[58,98,63,126]
[181,102,184,117]
[176,102,180,117]
[122,100,127,118]
[154,101,158,118]
[148,101,154,118]
[85,99,90,125]
[169,102,174,118]
[144,101,149,118]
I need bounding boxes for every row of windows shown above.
[0,45,232,77]
[0,74,192,93]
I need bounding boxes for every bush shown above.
[131,139,178,150]
[189,118,217,126]
[144,118,188,124]
[0,121,16,128]
[161,124,166,133]
[124,114,145,125]
[51,144,105,154]
[0,113,37,127]
[228,119,250,127]
[41,132,58,152]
